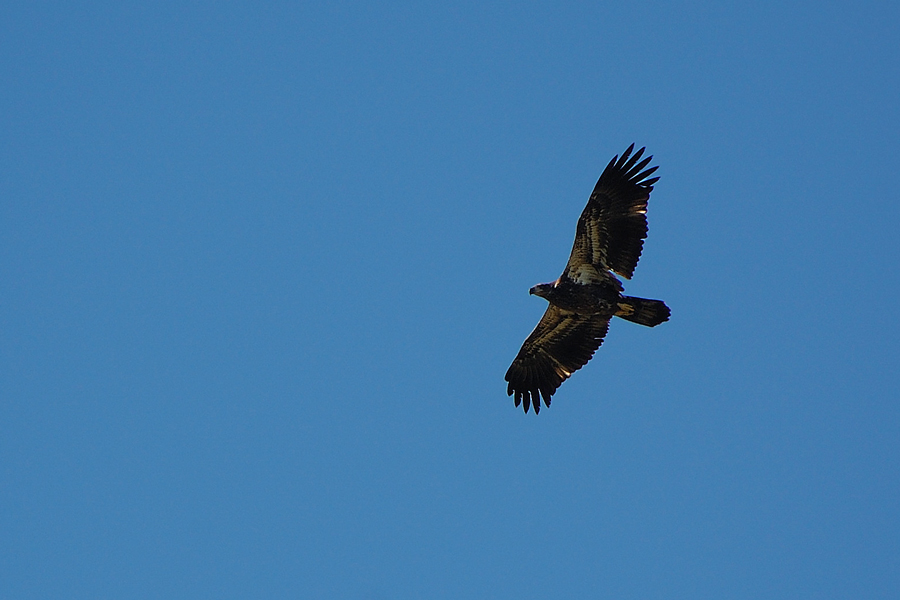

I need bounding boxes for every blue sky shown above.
[2,1,899,598]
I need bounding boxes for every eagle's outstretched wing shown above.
[563,144,659,282]
[505,306,611,413]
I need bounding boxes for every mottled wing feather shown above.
[505,306,611,413]
[564,144,659,281]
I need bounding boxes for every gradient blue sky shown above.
[2,2,899,598]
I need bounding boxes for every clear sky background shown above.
[2,2,899,598]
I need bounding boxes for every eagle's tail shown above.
[616,296,670,327]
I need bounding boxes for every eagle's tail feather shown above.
[616,296,670,327]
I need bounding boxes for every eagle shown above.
[505,144,670,413]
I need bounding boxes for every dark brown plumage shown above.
[505,144,670,413]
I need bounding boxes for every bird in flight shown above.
[505,144,670,413]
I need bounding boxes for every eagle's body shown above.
[531,278,620,314]
[505,144,670,413]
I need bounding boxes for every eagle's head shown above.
[529,282,556,299]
